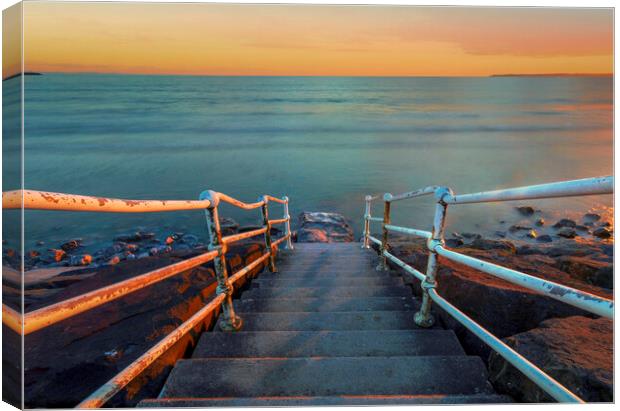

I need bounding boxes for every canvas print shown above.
[1,2,614,408]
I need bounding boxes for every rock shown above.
[509,225,533,233]
[590,266,613,290]
[296,212,354,243]
[488,316,612,402]
[452,232,464,240]
[113,232,155,243]
[536,234,553,243]
[575,225,589,232]
[553,219,576,229]
[468,238,517,254]
[445,238,464,248]
[598,221,611,228]
[460,232,482,240]
[494,231,506,238]
[592,227,612,239]
[36,241,45,246]
[554,256,613,288]
[515,206,535,216]
[69,254,92,266]
[219,217,240,236]
[60,239,82,252]
[583,213,601,222]
[557,227,577,238]
[50,249,67,262]
[535,218,545,227]
[525,229,537,239]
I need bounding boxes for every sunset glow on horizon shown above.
[17,3,614,77]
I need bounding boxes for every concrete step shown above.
[157,356,495,398]
[221,311,419,331]
[241,285,410,299]
[194,330,465,358]
[252,276,403,288]
[140,394,513,407]
[236,297,418,312]
[261,269,394,278]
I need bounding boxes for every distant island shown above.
[490,73,612,78]
[2,72,42,81]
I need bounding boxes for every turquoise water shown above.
[12,74,614,249]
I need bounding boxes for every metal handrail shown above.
[362,175,614,403]
[2,188,295,407]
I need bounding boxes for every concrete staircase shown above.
[140,243,509,406]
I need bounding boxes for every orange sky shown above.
[16,3,614,77]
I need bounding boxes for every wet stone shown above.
[592,227,612,239]
[553,219,576,229]
[535,218,545,227]
[557,227,577,239]
[536,234,553,243]
[583,213,601,222]
[60,239,82,252]
[515,206,535,216]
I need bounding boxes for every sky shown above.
[12,2,615,77]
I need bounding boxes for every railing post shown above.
[283,196,294,250]
[376,193,392,271]
[261,196,277,272]
[362,195,372,249]
[414,187,452,328]
[200,190,242,331]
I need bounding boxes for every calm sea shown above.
[5,74,614,250]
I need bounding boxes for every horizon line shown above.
[6,71,614,80]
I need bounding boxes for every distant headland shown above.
[490,73,612,78]
[2,72,42,81]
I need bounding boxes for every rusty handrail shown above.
[362,175,613,403]
[77,293,227,408]
[18,250,219,335]
[2,186,294,407]
[3,190,212,213]
[217,192,264,210]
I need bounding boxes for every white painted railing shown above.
[362,176,613,403]
[2,189,294,407]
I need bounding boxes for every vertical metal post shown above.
[199,190,242,331]
[283,196,294,250]
[362,195,371,249]
[415,187,452,328]
[261,196,277,272]
[376,194,392,271]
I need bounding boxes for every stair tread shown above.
[236,297,418,312]
[158,356,494,398]
[242,285,411,299]
[194,330,465,357]
[139,394,512,407]
[252,277,403,287]
[219,311,433,331]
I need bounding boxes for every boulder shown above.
[535,218,545,227]
[553,256,613,289]
[296,212,354,243]
[488,316,612,402]
[553,219,576,229]
[60,239,83,252]
[219,217,240,236]
[583,213,601,222]
[113,232,155,243]
[536,234,553,243]
[515,206,535,216]
[557,227,577,239]
[592,227,612,239]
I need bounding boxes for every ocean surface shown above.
[5,74,614,251]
